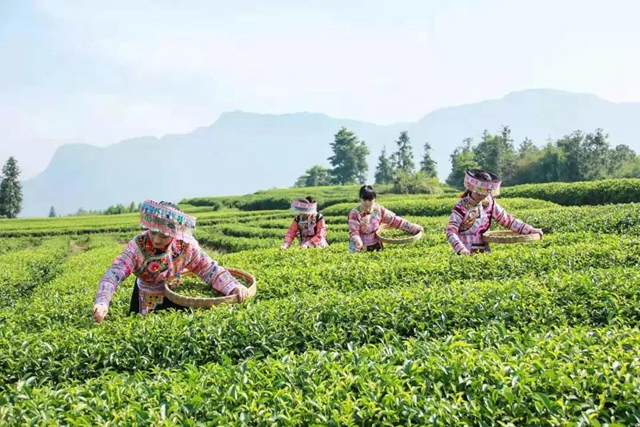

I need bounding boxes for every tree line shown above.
[295,125,640,190]
[66,202,143,217]
[445,126,640,187]
[295,128,439,194]
[2,124,640,218]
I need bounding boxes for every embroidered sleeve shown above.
[491,199,535,234]
[446,204,467,253]
[380,206,421,233]
[348,209,363,247]
[185,243,239,295]
[310,215,327,245]
[283,219,299,248]
[95,240,139,306]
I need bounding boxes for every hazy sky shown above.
[1,0,639,178]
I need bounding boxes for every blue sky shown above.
[1,0,639,178]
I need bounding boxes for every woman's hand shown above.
[230,285,250,303]
[531,228,544,238]
[280,243,289,250]
[459,248,471,256]
[93,303,109,323]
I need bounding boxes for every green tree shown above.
[327,127,370,185]
[391,131,415,175]
[555,131,583,182]
[472,126,517,182]
[49,206,56,218]
[0,157,23,218]
[610,144,636,166]
[129,202,137,213]
[610,145,640,178]
[622,157,640,178]
[374,146,395,184]
[518,137,538,157]
[579,128,611,181]
[533,142,566,183]
[295,165,332,187]
[446,138,480,188]
[419,142,438,178]
[511,137,541,185]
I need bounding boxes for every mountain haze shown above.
[20,89,640,217]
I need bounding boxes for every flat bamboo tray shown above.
[375,224,423,244]
[165,267,257,308]
[481,230,541,244]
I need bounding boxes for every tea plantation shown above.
[0,180,639,425]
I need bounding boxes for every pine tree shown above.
[374,146,395,184]
[0,157,23,219]
[294,166,331,187]
[391,131,415,174]
[49,206,56,217]
[327,127,370,185]
[419,142,438,178]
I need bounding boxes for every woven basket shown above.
[375,224,423,245]
[164,267,257,308]
[481,230,541,244]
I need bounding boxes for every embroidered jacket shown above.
[282,214,328,248]
[348,204,421,249]
[446,196,535,253]
[95,232,239,314]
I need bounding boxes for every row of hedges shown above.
[502,178,640,206]
[183,178,640,212]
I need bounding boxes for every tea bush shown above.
[1,181,639,425]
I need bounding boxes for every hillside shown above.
[1,179,639,424]
[21,89,640,217]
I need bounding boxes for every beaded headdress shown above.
[464,169,502,196]
[140,200,196,242]
[290,198,317,214]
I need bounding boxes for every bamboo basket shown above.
[481,230,541,244]
[375,224,423,245]
[164,267,257,308]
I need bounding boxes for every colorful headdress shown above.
[464,169,502,196]
[140,200,196,242]
[290,198,317,214]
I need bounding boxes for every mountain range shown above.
[20,89,640,217]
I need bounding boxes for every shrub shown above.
[392,171,444,195]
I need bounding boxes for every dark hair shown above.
[359,185,377,201]
[460,189,472,198]
[467,169,500,182]
[305,196,316,204]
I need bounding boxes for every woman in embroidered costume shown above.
[446,169,543,255]
[280,197,329,250]
[348,185,423,253]
[93,201,250,323]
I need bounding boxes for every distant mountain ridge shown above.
[20,89,640,217]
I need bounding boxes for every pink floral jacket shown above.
[446,196,535,253]
[348,204,421,249]
[95,231,239,314]
[282,214,329,248]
